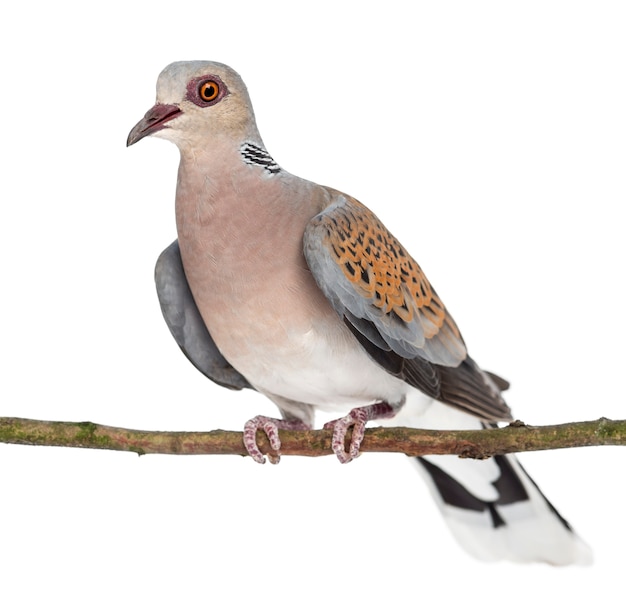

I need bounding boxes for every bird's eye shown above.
[199,80,220,102]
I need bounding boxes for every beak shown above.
[127,103,182,146]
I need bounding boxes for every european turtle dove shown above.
[127,61,591,565]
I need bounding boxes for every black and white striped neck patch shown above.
[240,142,281,174]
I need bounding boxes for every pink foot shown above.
[323,402,396,464]
[243,416,310,464]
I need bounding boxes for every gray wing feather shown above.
[154,240,252,391]
[303,197,511,421]
[303,197,467,368]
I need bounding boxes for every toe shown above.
[243,416,283,464]
[329,416,356,464]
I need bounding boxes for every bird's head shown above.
[127,61,259,150]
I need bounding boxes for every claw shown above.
[323,402,396,463]
[243,416,310,464]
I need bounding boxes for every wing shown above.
[155,240,252,391]
[303,193,511,421]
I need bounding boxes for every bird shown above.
[127,60,591,564]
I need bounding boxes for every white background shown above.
[1,1,624,602]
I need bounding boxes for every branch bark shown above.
[0,417,624,459]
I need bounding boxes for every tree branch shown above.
[0,417,624,459]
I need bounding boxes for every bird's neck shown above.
[174,140,283,239]
[173,140,315,287]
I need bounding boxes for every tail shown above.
[388,398,592,565]
[415,453,591,564]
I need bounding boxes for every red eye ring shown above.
[198,80,220,102]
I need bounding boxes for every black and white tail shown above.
[389,402,592,564]
[416,453,591,564]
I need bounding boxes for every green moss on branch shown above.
[1,417,625,459]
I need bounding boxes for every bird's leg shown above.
[243,416,311,464]
[323,402,396,464]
